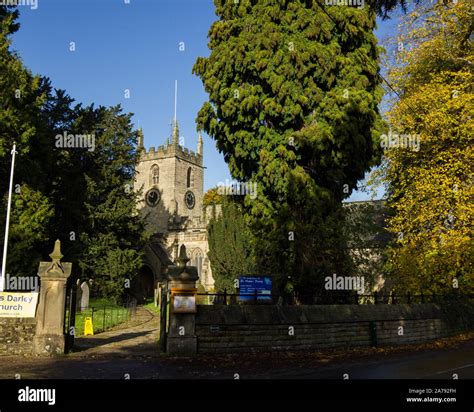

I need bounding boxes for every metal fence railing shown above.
[68,299,138,336]
[197,290,474,306]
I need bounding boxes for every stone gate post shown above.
[33,240,72,355]
[166,245,198,356]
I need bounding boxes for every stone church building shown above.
[132,120,216,301]
[130,120,390,303]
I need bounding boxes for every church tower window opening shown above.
[192,248,203,279]
[187,167,194,188]
[150,164,159,186]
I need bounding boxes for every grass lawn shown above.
[143,298,160,315]
[71,297,134,336]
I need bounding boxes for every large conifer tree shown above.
[0,5,54,275]
[0,6,145,298]
[194,0,385,301]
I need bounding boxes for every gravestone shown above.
[80,281,90,311]
[75,279,83,311]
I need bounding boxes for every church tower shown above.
[134,81,204,234]
[134,121,204,234]
[133,83,214,293]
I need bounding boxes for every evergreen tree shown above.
[0,7,146,298]
[0,5,53,277]
[76,105,146,301]
[194,0,384,301]
[375,0,418,19]
[207,200,256,293]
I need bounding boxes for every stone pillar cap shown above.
[167,245,198,283]
[38,240,72,280]
[49,239,63,263]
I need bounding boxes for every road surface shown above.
[0,308,472,379]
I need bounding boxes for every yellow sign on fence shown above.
[0,292,39,318]
[84,317,94,336]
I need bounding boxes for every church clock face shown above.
[185,190,195,209]
[145,188,161,207]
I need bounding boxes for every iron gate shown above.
[159,283,169,352]
[64,277,77,353]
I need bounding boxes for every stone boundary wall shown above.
[195,303,474,354]
[0,318,36,356]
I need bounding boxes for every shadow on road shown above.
[74,330,154,351]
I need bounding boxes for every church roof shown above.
[146,238,173,266]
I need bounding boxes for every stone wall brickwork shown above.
[173,155,204,222]
[135,155,178,233]
[195,303,470,354]
[0,318,36,356]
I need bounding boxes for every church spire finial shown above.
[174,80,177,124]
[137,126,144,149]
[172,120,180,146]
[197,131,203,156]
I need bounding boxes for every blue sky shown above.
[11,0,398,198]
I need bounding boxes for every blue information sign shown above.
[239,276,272,301]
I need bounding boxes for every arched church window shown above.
[191,248,203,279]
[187,167,194,188]
[150,164,159,186]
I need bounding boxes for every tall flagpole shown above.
[174,80,178,125]
[1,142,17,292]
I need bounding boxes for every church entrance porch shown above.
[130,265,155,304]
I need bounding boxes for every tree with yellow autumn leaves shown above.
[380,0,473,294]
